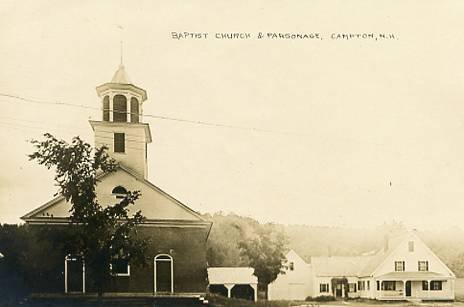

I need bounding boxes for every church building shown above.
[21,63,212,300]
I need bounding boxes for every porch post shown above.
[252,284,258,302]
[403,279,406,298]
[224,284,234,298]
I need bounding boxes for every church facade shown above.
[21,64,212,299]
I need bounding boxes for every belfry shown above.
[90,63,152,179]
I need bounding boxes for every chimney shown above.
[383,234,389,252]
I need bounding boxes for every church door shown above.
[154,255,173,293]
[65,255,85,293]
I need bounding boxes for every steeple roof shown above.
[96,64,147,101]
[111,64,131,84]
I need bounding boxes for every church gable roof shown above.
[21,166,207,225]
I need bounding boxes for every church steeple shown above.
[90,64,152,179]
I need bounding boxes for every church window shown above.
[110,258,130,276]
[112,186,127,199]
[103,96,110,121]
[114,133,125,153]
[113,95,127,122]
[130,97,139,123]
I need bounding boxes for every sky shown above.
[1,1,464,229]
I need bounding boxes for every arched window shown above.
[103,96,109,121]
[130,97,139,123]
[154,254,173,293]
[113,95,127,122]
[112,186,127,199]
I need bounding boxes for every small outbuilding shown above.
[207,267,258,301]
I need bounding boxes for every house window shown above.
[110,258,130,276]
[395,261,405,271]
[422,281,429,290]
[418,261,429,271]
[430,281,443,291]
[358,281,361,291]
[320,283,329,293]
[114,133,125,153]
[367,280,370,290]
[289,262,294,271]
[382,281,396,291]
[112,186,127,199]
[349,283,357,293]
[408,241,414,252]
[377,280,380,291]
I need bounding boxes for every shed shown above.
[207,267,258,301]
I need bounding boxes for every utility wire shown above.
[0,93,312,137]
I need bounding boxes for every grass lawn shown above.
[206,295,464,307]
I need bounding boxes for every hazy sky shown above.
[1,1,464,229]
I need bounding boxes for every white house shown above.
[269,231,455,301]
[268,250,312,301]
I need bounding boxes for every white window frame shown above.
[320,283,329,293]
[394,261,405,271]
[154,254,174,293]
[110,259,131,277]
[349,283,357,293]
[64,254,85,294]
[418,260,429,272]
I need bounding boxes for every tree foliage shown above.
[29,133,149,294]
[238,223,289,297]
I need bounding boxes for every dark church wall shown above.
[26,224,209,294]
[108,226,209,293]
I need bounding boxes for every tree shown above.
[238,223,289,299]
[29,133,149,295]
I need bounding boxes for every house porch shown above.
[376,272,455,301]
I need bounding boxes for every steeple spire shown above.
[120,41,123,66]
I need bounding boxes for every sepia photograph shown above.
[1,1,464,306]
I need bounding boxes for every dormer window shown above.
[112,186,127,199]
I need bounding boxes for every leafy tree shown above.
[238,223,289,299]
[29,133,149,295]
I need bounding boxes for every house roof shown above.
[207,267,258,285]
[311,256,369,277]
[377,271,454,281]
